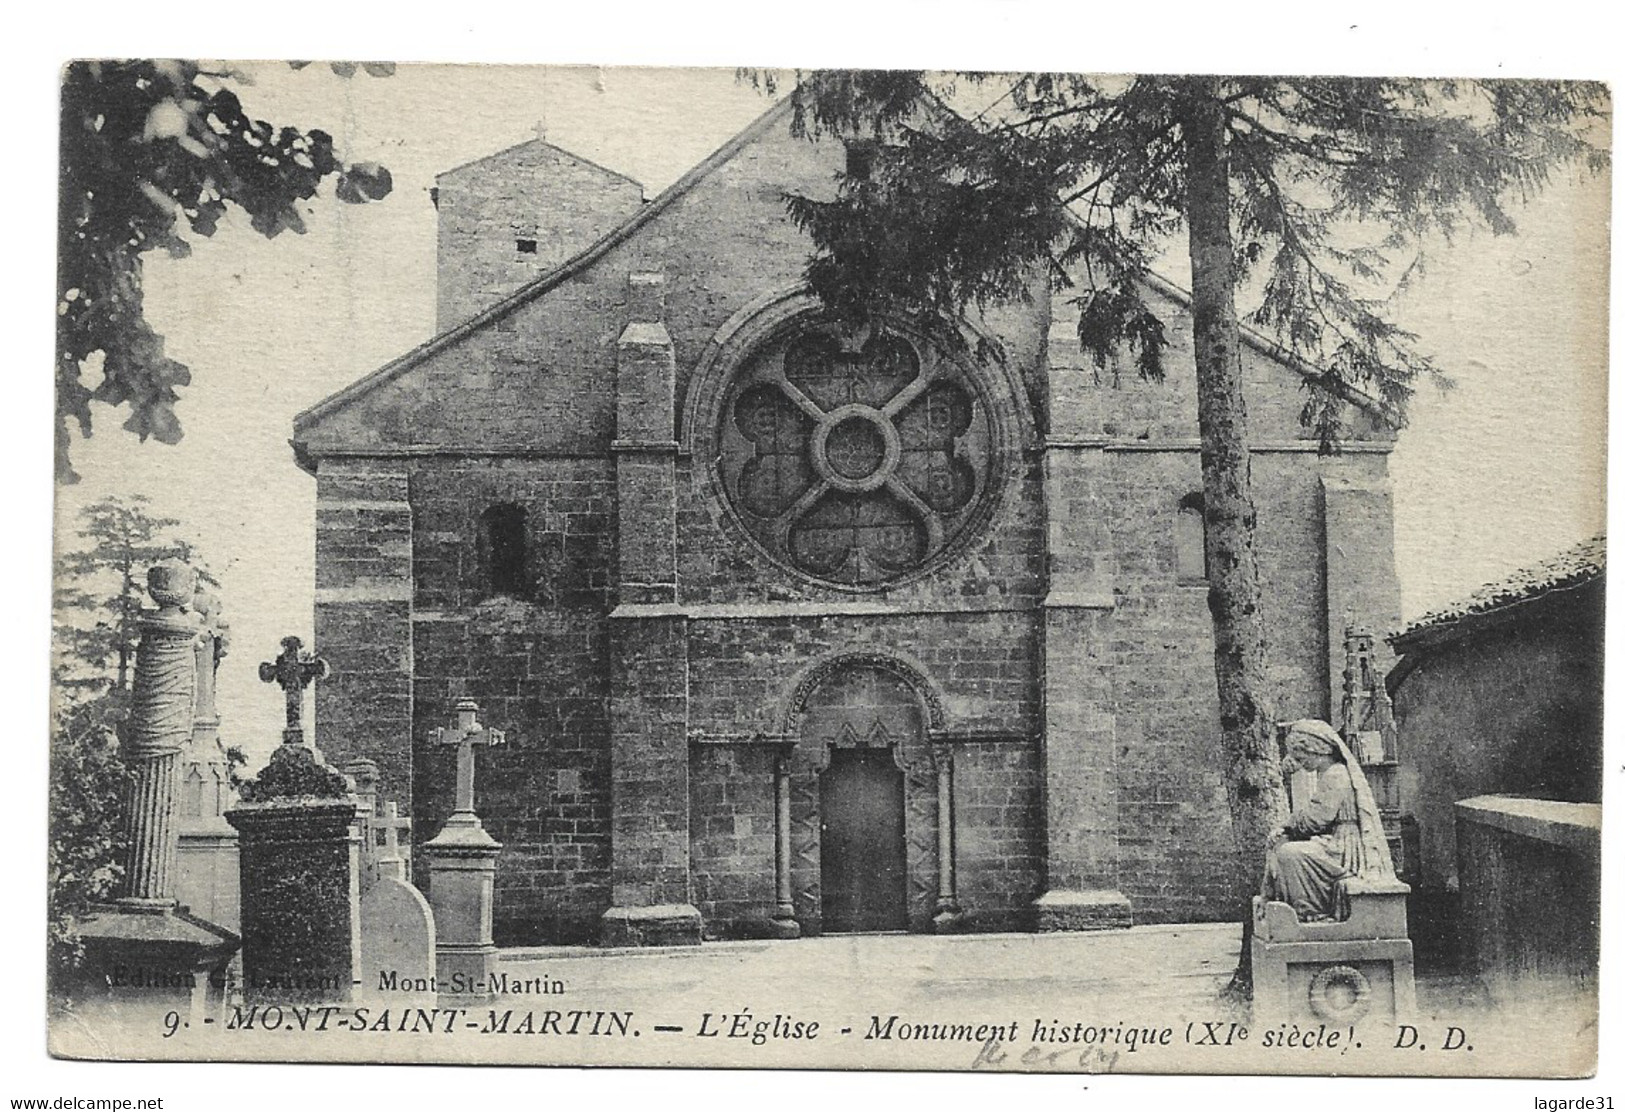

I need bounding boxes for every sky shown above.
[51,64,1610,763]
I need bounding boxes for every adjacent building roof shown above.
[1390,535,1606,653]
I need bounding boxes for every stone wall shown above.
[300,100,1406,942]
[686,611,1040,741]
[951,741,1043,930]
[1072,449,1376,922]
[435,140,644,330]
[411,457,615,945]
[689,744,777,935]
[1455,796,1600,1005]
[313,460,414,811]
[688,739,1043,938]
[1390,582,1604,892]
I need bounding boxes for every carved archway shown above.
[778,655,948,933]
[782,650,945,739]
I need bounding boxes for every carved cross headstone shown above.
[431,698,505,819]
[376,802,412,881]
[258,635,329,746]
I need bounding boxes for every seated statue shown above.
[1263,719,1394,922]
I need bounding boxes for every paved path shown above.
[485,924,1590,1075]
[501,922,1242,1018]
[58,924,1591,1075]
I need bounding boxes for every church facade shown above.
[292,99,1401,946]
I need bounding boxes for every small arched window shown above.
[481,503,528,598]
[1175,492,1208,585]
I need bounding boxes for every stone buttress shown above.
[601,273,704,945]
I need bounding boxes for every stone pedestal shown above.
[226,746,361,1004]
[424,817,502,997]
[175,745,241,934]
[174,828,241,933]
[1251,877,1416,1027]
[175,587,240,931]
[74,903,238,1025]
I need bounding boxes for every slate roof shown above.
[1391,535,1606,650]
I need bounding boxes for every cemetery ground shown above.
[52,922,1596,1076]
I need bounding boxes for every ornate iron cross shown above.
[431,698,505,818]
[258,635,329,745]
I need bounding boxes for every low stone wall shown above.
[1455,795,1600,1005]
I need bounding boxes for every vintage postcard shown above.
[42,60,1608,1087]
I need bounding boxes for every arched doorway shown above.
[789,660,940,934]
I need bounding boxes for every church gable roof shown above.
[294,92,1391,467]
[292,97,799,464]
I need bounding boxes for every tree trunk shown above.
[1180,80,1290,995]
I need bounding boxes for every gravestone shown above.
[346,759,381,892]
[226,637,361,1004]
[358,800,437,1003]
[423,699,504,999]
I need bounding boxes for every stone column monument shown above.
[73,563,239,1022]
[226,636,361,1004]
[423,699,504,998]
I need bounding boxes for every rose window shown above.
[718,323,994,587]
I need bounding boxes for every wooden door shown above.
[819,748,907,932]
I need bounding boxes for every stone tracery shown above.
[719,322,991,587]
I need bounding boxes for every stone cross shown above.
[376,802,412,881]
[258,635,329,745]
[431,698,505,818]
[190,588,225,749]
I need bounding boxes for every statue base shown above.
[1251,877,1416,1027]
[425,819,503,999]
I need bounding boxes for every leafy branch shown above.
[56,60,395,482]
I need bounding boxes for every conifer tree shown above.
[49,495,218,975]
[765,71,1607,991]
